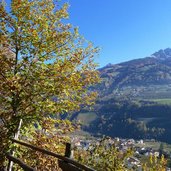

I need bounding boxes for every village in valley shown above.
[71,135,171,171]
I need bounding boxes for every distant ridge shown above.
[96,48,171,99]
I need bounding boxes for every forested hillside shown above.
[75,48,171,143]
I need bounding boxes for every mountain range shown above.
[97,48,171,100]
[74,48,171,143]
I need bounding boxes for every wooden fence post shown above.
[8,119,23,171]
[65,143,71,158]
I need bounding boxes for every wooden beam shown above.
[58,160,82,171]
[11,139,95,171]
[6,153,36,171]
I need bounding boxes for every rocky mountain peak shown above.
[151,48,171,60]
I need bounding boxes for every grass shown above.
[77,112,97,126]
[150,98,171,105]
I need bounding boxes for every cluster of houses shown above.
[71,136,171,171]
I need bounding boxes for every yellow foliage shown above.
[0,0,100,169]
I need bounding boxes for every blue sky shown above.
[66,0,171,67]
[4,0,171,67]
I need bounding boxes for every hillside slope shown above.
[76,48,171,143]
[96,48,171,100]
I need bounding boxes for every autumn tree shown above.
[142,154,167,171]
[0,0,99,169]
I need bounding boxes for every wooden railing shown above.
[6,139,95,171]
[6,153,35,171]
